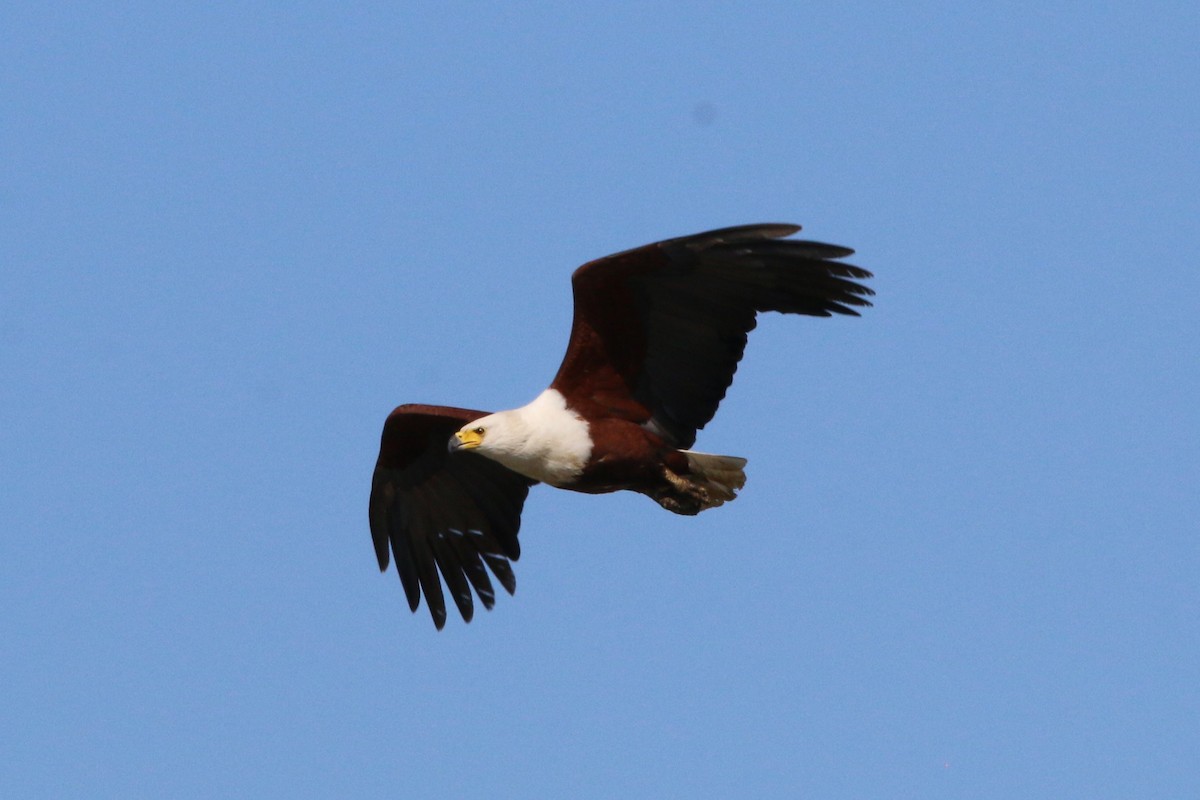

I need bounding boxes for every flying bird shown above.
[369,223,872,628]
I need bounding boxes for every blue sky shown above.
[3,2,1198,797]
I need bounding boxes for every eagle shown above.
[369,223,872,628]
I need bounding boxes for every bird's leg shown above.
[652,467,712,516]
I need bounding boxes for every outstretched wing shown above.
[550,223,873,448]
[369,404,536,629]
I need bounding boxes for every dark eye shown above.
[473,427,485,435]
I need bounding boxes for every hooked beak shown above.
[449,428,483,452]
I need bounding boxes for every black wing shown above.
[550,224,872,447]
[369,404,536,629]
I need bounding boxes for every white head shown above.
[448,390,592,486]
[449,411,519,458]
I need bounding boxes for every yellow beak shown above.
[453,429,483,450]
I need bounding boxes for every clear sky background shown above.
[3,3,1198,797]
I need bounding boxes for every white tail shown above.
[681,450,748,506]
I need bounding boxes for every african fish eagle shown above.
[369,223,873,628]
